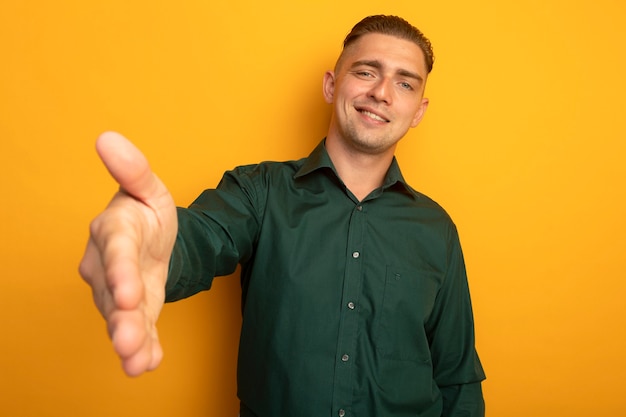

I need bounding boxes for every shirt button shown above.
[341,354,350,362]
[356,205,363,211]
[338,409,346,417]
[347,301,355,310]
[352,251,360,259]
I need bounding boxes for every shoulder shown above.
[394,182,463,244]
[228,157,306,178]
[218,158,308,193]
[400,183,454,220]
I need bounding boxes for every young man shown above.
[80,15,485,417]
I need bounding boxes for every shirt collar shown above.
[294,139,335,178]
[294,139,419,198]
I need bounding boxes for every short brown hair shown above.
[341,15,434,73]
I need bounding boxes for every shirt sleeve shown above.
[426,222,486,416]
[165,165,263,302]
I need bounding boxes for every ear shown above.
[410,98,429,128]
[323,70,336,104]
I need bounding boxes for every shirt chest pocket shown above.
[373,265,441,363]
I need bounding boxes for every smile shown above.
[358,109,389,123]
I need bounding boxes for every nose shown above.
[368,77,392,104]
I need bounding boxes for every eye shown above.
[399,81,413,90]
[356,71,373,78]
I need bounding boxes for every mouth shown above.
[356,107,390,123]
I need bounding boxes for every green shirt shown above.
[166,141,485,417]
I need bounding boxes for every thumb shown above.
[96,131,160,202]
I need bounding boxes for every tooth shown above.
[362,110,385,122]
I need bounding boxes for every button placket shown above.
[331,202,364,415]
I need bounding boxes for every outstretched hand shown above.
[79,132,177,376]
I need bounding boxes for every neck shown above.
[325,136,395,201]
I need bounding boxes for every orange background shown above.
[2,1,625,415]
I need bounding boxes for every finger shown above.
[95,131,161,203]
[147,326,164,371]
[124,325,163,375]
[79,237,117,317]
[100,226,144,310]
[109,310,162,376]
[108,310,147,356]
[79,237,101,287]
[123,348,161,377]
[84,204,144,311]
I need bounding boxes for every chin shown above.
[350,137,395,155]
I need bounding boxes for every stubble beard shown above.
[341,120,397,156]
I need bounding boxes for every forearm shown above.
[431,224,486,416]
[165,174,262,302]
[441,381,485,417]
[165,206,241,302]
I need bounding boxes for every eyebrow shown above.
[350,59,424,83]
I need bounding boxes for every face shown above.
[323,33,430,155]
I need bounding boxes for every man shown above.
[80,15,485,417]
